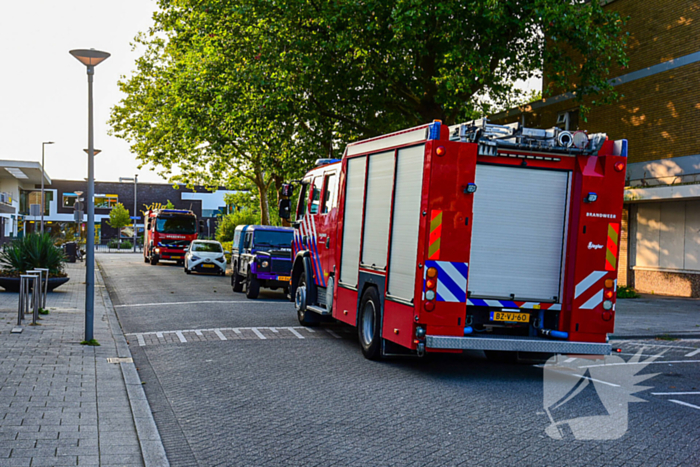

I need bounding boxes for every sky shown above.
[0,2,541,186]
[0,0,163,183]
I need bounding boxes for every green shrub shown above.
[0,233,66,277]
[617,285,640,299]
[221,241,233,262]
[216,210,258,243]
[121,240,133,250]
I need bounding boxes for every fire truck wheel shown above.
[246,272,260,299]
[144,255,149,263]
[358,287,382,360]
[295,273,318,326]
[150,255,159,266]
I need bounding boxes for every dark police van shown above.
[230,225,294,299]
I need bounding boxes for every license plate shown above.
[277,276,290,282]
[490,311,529,323]
[171,256,181,259]
[202,264,215,268]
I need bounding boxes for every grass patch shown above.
[38,308,49,315]
[655,334,679,341]
[80,339,101,346]
[617,285,640,299]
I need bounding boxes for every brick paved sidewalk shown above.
[0,261,167,466]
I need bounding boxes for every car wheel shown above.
[358,287,382,360]
[246,271,260,299]
[295,272,318,326]
[231,264,243,292]
[184,267,191,275]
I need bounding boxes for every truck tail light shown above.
[426,267,438,279]
[614,161,626,172]
[604,289,614,299]
[424,301,435,311]
[436,146,446,157]
[604,279,614,288]
[426,279,436,290]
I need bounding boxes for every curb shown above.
[95,263,170,467]
[611,333,700,340]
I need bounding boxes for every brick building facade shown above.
[492,0,700,297]
[19,179,234,244]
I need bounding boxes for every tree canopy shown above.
[110,0,627,223]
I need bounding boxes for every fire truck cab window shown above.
[296,180,309,220]
[155,217,196,234]
[322,173,337,214]
[309,176,323,215]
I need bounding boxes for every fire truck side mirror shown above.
[278,199,291,220]
[281,183,294,198]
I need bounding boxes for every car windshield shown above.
[253,231,292,248]
[191,242,222,253]
[156,216,196,234]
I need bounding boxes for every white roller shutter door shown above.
[340,156,367,286]
[468,164,570,301]
[361,151,395,269]
[387,145,425,300]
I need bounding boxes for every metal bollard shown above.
[20,274,39,325]
[36,268,49,309]
[17,275,25,326]
[25,272,40,325]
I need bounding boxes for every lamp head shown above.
[69,49,110,67]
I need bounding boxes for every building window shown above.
[94,194,118,209]
[63,193,78,207]
[19,190,52,215]
[556,109,579,131]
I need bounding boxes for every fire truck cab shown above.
[282,120,627,360]
[144,209,199,266]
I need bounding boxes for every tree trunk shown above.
[253,165,271,225]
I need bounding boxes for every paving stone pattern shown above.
[0,262,145,466]
[99,254,700,467]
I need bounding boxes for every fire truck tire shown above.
[358,287,382,360]
[144,255,149,263]
[295,273,318,326]
[150,255,159,266]
[246,272,260,299]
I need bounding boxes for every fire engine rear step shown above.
[425,335,610,355]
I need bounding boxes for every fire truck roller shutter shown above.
[340,156,367,287]
[361,151,395,270]
[468,164,570,302]
[387,145,425,300]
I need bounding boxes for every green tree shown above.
[107,203,131,231]
[165,200,175,209]
[111,0,627,221]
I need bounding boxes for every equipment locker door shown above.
[468,164,570,302]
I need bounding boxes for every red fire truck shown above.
[280,120,628,360]
[143,209,199,266]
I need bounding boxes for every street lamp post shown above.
[70,48,110,343]
[40,142,54,234]
[119,175,138,253]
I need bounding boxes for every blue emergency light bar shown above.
[160,209,192,214]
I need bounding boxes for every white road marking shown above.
[114,300,274,308]
[325,329,342,339]
[685,348,700,357]
[563,357,577,363]
[572,373,620,387]
[176,331,187,343]
[251,328,266,340]
[580,360,700,368]
[156,332,163,338]
[285,327,304,339]
[270,328,279,333]
[214,329,227,341]
[623,342,697,350]
[669,399,700,411]
[652,391,700,396]
[232,328,242,334]
[137,334,146,347]
[195,330,203,337]
[617,352,664,358]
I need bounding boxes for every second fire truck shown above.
[143,209,199,265]
[280,120,628,360]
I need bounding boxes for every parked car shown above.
[230,225,293,299]
[184,240,228,275]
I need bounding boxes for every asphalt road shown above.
[98,253,700,467]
